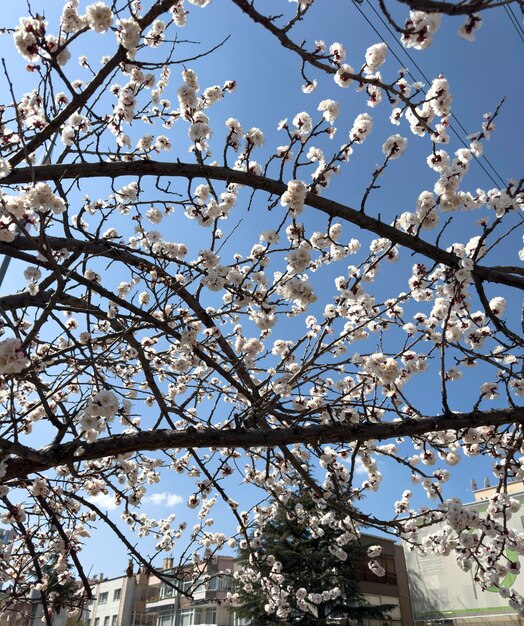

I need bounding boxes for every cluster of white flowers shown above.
[88,389,119,418]
[13,1,112,68]
[61,112,90,146]
[23,266,41,296]
[116,18,141,56]
[317,99,340,124]
[401,11,442,50]
[334,64,355,88]
[171,0,187,26]
[289,0,314,9]
[427,75,452,117]
[0,338,30,375]
[398,190,439,234]
[244,126,265,148]
[61,0,85,33]
[292,111,313,138]
[26,183,66,214]
[364,43,388,73]
[185,183,238,227]
[286,241,312,273]
[0,160,11,179]
[362,353,401,387]
[225,118,243,151]
[280,179,308,216]
[458,13,483,41]
[350,113,373,143]
[273,273,317,309]
[188,111,212,148]
[145,19,167,47]
[382,134,408,159]
[85,2,113,32]
[80,390,120,441]
[13,16,46,62]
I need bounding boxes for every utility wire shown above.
[350,0,507,187]
[361,0,507,187]
[364,0,512,187]
[503,4,524,42]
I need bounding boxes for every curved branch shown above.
[3,406,523,481]
[7,0,177,169]
[230,0,334,74]
[398,0,518,14]
[2,161,521,289]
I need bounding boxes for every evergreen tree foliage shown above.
[236,490,394,625]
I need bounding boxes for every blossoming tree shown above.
[0,0,522,622]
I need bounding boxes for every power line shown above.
[361,0,507,187]
[350,0,507,188]
[503,4,524,43]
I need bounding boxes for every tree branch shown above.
[7,0,177,169]
[3,406,522,481]
[2,161,521,289]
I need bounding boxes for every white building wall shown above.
[89,575,130,626]
[404,489,524,623]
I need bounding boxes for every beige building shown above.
[87,566,150,626]
[141,555,237,626]
[0,538,415,626]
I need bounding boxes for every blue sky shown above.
[0,0,522,579]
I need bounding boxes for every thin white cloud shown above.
[354,458,368,475]
[144,492,183,507]
[166,493,183,507]
[148,492,166,505]
[88,492,119,511]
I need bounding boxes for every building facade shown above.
[357,535,415,626]
[0,540,414,626]
[404,481,524,625]
[86,566,150,626]
[141,556,237,626]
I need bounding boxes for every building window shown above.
[355,554,397,585]
[178,607,217,625]
[193,576,206,594]
[159,582,175,599]
[207,574,233,592]
[98,592,108,605]
[179,609,193,626]
[381,556,397,585]
[93,619,100,626]
[111,616,118,626]
[365,595,402,621]
[158,612,174,626]
[113,588,121,601]
[196,607,216,624]
[103,617,110,626]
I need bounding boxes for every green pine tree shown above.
[41,555,79,617]
[236,489,394,625]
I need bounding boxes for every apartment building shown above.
[404,481,524,625]
[87,565,150,626]
[95,541,413,626]
[358,534,415,626]
[0,538,414,625]
[141,556,237,626]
